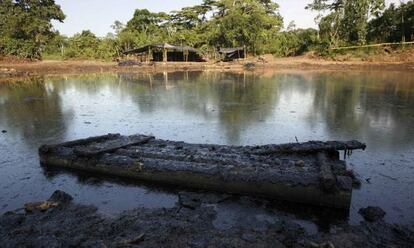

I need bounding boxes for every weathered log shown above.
[317,152,336,193]
[39,134,366,209]
[39,133,121,154]
[251,140,366,156]
[74,135,154,157]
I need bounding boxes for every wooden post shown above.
[243,45,247,59]
[163,48,168,62]
[147,47,152,63]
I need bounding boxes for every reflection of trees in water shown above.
[308,71,414,149]
[49,73,121,98]
[118,71,281,143]
[0,77,73,148]
[308,73,362,134]
[117,71,206,115]
[198,72,281,143]
[6,71,411,148]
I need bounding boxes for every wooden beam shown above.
[251,140,366,156]
[147,47,152,63]
[317,152,336,192]
[74,135,155,157]
[163,48,168,62]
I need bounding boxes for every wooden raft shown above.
[38,134,366,209]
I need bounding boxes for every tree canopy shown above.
[115,0,283,54]
[307,0,385,46]
[368,1,414,43]
[0,0,65,59]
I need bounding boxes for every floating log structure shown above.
[38,134,366,209]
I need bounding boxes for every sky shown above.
[52,0,402,37]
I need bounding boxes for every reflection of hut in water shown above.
[123,43,205,62]
[117,71,204,90]
[219,47,246,61]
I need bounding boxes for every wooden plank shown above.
[251,140,366,156]
[74,135,154,157]
[39,134,120,153]
[317,152,336,192]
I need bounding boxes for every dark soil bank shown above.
[1,191,413,248]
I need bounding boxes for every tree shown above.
[307,0,385,46]
[43,32,68,58]
[208,0,283,54]
[368,1,414,42]
[64,30,100,59]
[126,9,169,37]
[120,1,283,54]
[266,28,319,56]
[111,21,125,35]
[0,0,65,59]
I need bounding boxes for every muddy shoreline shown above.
[1,190,413,248]
[1,58,414,80]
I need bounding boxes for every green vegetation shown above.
[0,0,65,59]
[307,0,386,46]
[368,1,414,43]
[1,0,413,60]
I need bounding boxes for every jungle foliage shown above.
[368,1,414,43]
[307,0,386,46]
[1,0,413,60]
[307,0,414,47]
[0,0,65,59]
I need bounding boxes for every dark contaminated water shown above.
[0,70,413,227]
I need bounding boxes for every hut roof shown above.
[123,43,200,55]
[219,47,244,54]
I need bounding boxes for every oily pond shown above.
[0,70,413,236]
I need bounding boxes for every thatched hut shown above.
[123,43,204,62]
[219,47,246,61]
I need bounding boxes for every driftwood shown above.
[39,134,367,209]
